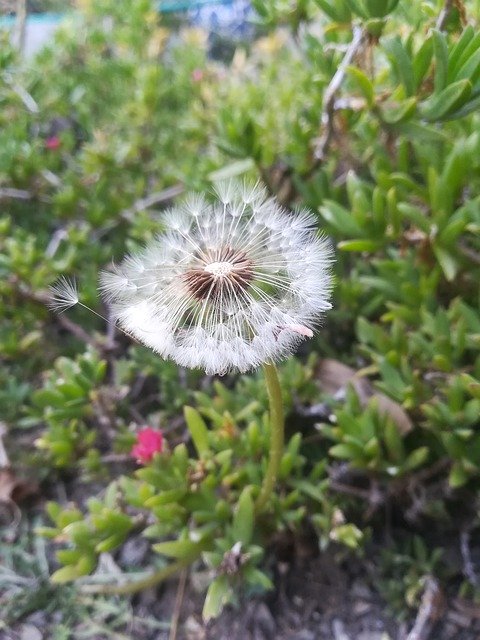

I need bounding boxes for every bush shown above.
[2,0,480,628]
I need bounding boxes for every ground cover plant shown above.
[2,0,480,638]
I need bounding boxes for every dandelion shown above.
[48,180,333,538]
[98,181,333,376]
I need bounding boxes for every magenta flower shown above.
[191,68,204,83]
[131,427,164,464]
[45,135,61,151]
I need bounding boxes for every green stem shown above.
[79,546,205,596]
[255,362,285,513]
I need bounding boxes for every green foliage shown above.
[42,366,344,606]
[3,0,480,625]
[31,350,106,467]
[379,536,445,618]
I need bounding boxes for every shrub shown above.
[2,0,480,625]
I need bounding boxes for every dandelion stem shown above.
[255,363,284,513]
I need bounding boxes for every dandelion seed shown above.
[48,276,79,313]
[99,181,334,375]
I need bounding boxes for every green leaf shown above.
[449,92,480,119]
[413,37,433,89]
[232,487,254,546]
[244,567,273,590]
[432,30,449,92]
[329,443,363,459]
[319,201,364,237]
[384,420,405,463]
[381,97,417,124]
[404,447,429,471]
[447,26,475,82]
[384,36,415,96]
[395,121,448,143]
[33,389,66,408]
[51,555,95,583]
[347,66,374,106]
[314,0,351,21]
[337,239,382,252]
[208,158,255,182]
[345,0,369,19]
[184,406,210,456]
[433,245,458,281]
[449,462,468,488]
[455,47,480,85]
[153,539,199,559]
[331,523,363,548]
[419,79,472,121]
[203,575,233,621]
[95,534,125,553]
[460,374,480,399]
[449,29,480,81]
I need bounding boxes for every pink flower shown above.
[45,135,61,151]
[131,427,164,464]
[191,68,204,83]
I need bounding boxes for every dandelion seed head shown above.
[48,276,79,313]
[99,181,334,374]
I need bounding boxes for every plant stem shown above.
[255,363,285,512]
[80,365,285,594]
[79,546,204,596]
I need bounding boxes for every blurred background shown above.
[1,1,480,639]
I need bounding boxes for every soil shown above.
[3,524,480,640]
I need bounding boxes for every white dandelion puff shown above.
[48,276,79,313]
[48,276,109,326]
[99,181,334,375]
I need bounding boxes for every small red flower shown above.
[191,68,204,83]
[131,427,164,464]
[45,135,61,151]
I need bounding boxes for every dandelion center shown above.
[204,261,235,277]
[182,246,254,302]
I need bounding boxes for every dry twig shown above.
[93,183,185,241]
[313,25,364,164]
[460,529,480,588]
[169,568,188,640]
[0,188,34,201]
[406,577,444,640]
[11,279,113,353]
[120,183,184,223]
[13,0,27,54]
[437,0,467,30]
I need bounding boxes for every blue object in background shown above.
[188,0,254,40]
[0,0,254,57]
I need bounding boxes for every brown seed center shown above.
[183,247,253,301]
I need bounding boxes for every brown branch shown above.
[11,279,110,352]
[406,577,444,640]
[169,568,188,640]
[92,183,185,241]
[436,0,454,30]
[312,25,365,165]
[0,188,34,201]
[14,0,27,54]
[436,0,466,30]
[55,313,100,349]
[460,530,480,588]
[120,184,185,223]
[0,187,50,204]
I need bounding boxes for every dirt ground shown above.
[3,540,480,640]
